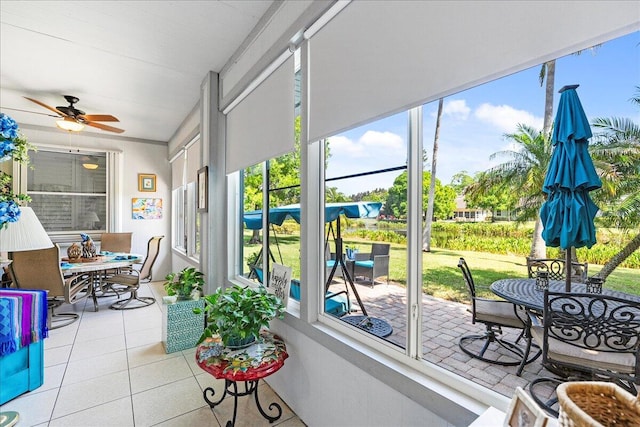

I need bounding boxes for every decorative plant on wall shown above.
[0,113,32,229]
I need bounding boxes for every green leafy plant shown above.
[196,284,285,347]
[246,250,260,267]
[163,267,205,300]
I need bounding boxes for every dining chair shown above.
[353,243,390,286]
[100,232,133,253]
[8,244,91,329]
[526,257,588,283]
[101,235,163,310]
[457,257,529,366]
[528,290,640,417]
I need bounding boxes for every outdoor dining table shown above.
[490,278,640,375]
[61,254,141,311]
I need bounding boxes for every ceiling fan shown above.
[23,95,125,134]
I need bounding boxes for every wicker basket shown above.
[557,381,640,427]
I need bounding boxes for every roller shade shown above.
[186,138,201,184]
[171,154,184,190]
[308,0,640,141]
[226,55,295,173]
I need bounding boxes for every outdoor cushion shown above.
[474,298,524,329]
[354,260,374,269]
[530,325,635,374]
[290,280,349,317]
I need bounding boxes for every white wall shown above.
[21,124,172,279]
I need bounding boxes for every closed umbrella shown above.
[540,84,601,291]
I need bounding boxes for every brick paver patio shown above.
[328,278,556,402]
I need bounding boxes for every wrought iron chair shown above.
[101,236,163,310]
[529,291,640,417]
[353,243,390,286]
[457,257,530,366]
[9,244,91,329]
[526,257,588,283]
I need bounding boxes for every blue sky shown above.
[326,31,640,196]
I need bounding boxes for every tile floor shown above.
[0,282,306,427]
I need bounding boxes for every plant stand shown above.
[161,298,204,353]
[195,331,288,427]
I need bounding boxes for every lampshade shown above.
[56,118,85,132]
[0,207,54,252]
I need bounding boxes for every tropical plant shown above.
[465,124,552,258]
[163,267,205,300]
[589,86,640,279]
[196,284,285,347]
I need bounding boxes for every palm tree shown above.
[589,87,640,279]
[423,98,443,252]
[466,124,552,257]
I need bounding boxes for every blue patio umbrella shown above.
[540,84,601,291]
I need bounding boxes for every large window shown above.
[170,136,201,261]
[27,149,107,237]
[322,111,409,347]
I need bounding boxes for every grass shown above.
[244,230,640,303]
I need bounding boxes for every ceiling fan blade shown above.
[0,106,60,118]
[24,97,64,117]
[85,121,125,134]
[81,114,119,122]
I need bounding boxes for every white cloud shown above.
[474,103,543,133]
[443,99,470,120]
[359,130,403,149]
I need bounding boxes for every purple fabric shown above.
[0,289,48,346]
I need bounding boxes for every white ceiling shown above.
[0,0,274,142]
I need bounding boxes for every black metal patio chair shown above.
[528,290,640,417]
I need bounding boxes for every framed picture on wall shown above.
[138,174,156,192]
[197,166,208,212]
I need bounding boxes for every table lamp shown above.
[0,207,54,253]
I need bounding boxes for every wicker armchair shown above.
[353,243,390,286]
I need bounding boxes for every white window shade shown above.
[186,138,201,184]
[308,1,640,142]
[226,55,295,174]
[171,154,185,190]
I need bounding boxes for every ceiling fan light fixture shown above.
[82,163,99,170]
[56,119,84,132]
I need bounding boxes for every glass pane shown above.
[243,162,264,282]
[29,194,106,231]
[27,151,106,194]
[324,111,408,346]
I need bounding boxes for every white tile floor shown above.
[1,281,305,427]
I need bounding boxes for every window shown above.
[27,149,108,238]
[322,111,409,346]
[170,136,201,260]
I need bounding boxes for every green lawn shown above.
[244,231,639,303]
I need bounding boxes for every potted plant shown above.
[196,284,285,348]
[163,267,205,300]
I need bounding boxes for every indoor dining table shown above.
[490,278,640,375]
[61,254,141,311]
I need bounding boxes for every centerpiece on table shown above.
[196,284,285,349]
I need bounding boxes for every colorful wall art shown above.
[132,198,162,219]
